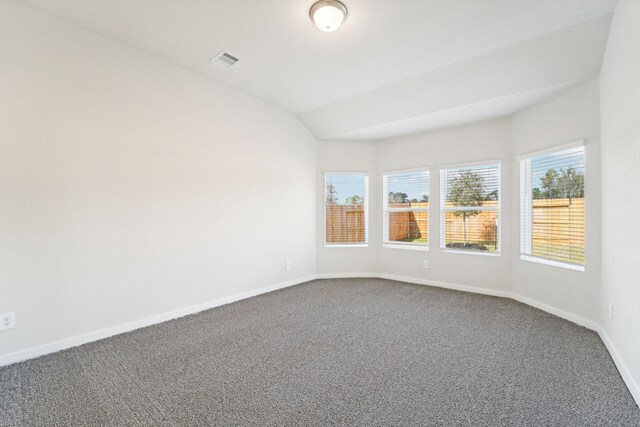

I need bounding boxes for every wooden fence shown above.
[325,205,365,243]
[388,203,428,242]
[532,198,584,263]
[326,198,585,258]
[443,201,498,247]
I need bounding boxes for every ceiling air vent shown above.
[211,51,239,68]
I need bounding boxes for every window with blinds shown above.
[440,163,501,254]
[324,173,368,246]
[519,142,585,270]
[383,170,429,249]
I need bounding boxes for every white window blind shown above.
[440,163,501,254]
[383,170,429,248]
[324,173,368,246]
[519,143,585,270]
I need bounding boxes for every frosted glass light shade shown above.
[310,0,348,32]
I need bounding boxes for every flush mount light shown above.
[309,0,348,32]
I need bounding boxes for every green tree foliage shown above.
[388,191,408,203]
[407,194,429,203]
[533,167,584,200]
[345,195,364,206]
[485,190,498,201]
[448,170,485,243]
[557,167,584,201]
[389,192,428,204]
[540,168,559,198]
[532,187,542,199]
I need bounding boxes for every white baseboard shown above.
[597,326,640,405]
[316,273,638,406]
[376,273,511,298]
[510,293,600,331]
[2,272,638,408]
[316,272,379,279]
[316,272,511,298]
[0,274,316,367]
[373,274,602,334]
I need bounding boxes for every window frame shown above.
[382,167,430,251]
[323,172,369,248]
[518,140,586,271]
[439,160,502,256]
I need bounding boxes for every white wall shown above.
[600,0,640,402]
[317,88,599,306]
[510,81,601,322]
[3,1,637,404]
[315,72,636,402]
[376,119,512,293]
[316,140,378,275]
[0,1,316,357]
[316,119,513,294]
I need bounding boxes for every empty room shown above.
[1,0,640,425]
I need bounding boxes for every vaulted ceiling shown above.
[17,0,617,140]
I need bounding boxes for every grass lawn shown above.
[532,245,584,265]
[398,237,428,244]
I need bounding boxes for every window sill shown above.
[383,243,429,252]
[325,244,368,248]
[441,248,501,257]
[520,255,585,271]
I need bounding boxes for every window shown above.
[324,173,368,246]
[440,162,501,254]
[519,142,585,270]
[383,169,429,249]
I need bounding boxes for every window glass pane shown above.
[325,175,367,245]
[444,210,499,252]
[388,210,428,245]
[443,165,500,207]
[441,164,500,253]
[526,146,585,265]
[387,171,429,207]
[384,171,429,247]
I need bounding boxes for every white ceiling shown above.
[17,0,617,140]
[337,83,580,141]
[300,15,613,139]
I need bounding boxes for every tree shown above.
[345,195,364,206]
[326,183,338,205]
[556,167,584,201]
[388,191,408,203]
[448,171,485,244]
[536,167,584,200]
[532,187,542,199]
[420,194,429,202]
[540,168,560,199]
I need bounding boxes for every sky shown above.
[387,171,429,201]
[325,151,584,205]
[325,175,366,204]
[531,147,585,189]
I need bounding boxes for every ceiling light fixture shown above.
[309,0,348,32]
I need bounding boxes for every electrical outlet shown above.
[423,260,429,269]
[0,312,15,331]
[285,260,291,271]
[609,303,614,320]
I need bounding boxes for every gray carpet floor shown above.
[1,278,639,426]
